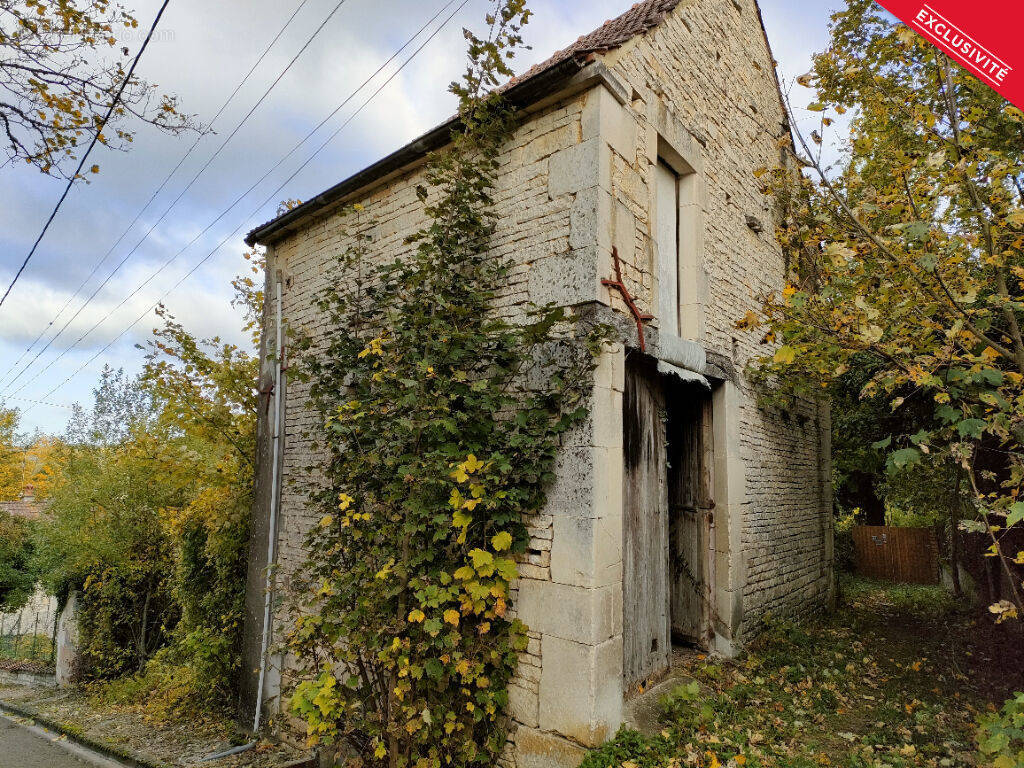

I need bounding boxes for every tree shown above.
[746,0,1024,618]
[138,301,258,711]
[0,507,35,610]
[0,406,24,500]
[33,368,178,677]
[0,0,199,178]
[0,406,62,501]
[31,295,259,711]
[17,434,60,499]
[65,364,153,445]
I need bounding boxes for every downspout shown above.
[253,273,284,734]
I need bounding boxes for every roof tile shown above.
[514,0,684,84]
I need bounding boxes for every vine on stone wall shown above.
[284,2,608,765]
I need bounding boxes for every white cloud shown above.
[0,0,840,433]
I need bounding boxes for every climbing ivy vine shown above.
[285,3,607,765]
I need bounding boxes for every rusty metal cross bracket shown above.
[601,247,653,351]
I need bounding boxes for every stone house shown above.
[240,0,834,764]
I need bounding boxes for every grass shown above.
[581,576,1024,768]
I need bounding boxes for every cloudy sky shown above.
[0,0,843,435]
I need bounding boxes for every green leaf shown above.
[957,419,986,439]
[494,557,518,581]
[469,548,493,569]
[902,221,930,243]
[423,618,442,637]
[887,447,920,473]
[424,658,444,679]
[1007,502,1024,528]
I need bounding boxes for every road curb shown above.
[0,697,319,767]
[0,698,166,768]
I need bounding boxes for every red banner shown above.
[873,0,1022,108]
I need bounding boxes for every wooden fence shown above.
[852,525,939,584]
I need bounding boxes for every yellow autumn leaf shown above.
[491,531,512,551]
[774,345,797,365]
[734,310,760,330]
[408,609,425,623]
[444,609,460,626]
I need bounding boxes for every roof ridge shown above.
[506,0,685,88]
[246,0,688,244]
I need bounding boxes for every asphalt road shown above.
[0,714,115,768]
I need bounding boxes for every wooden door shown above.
[622,360,671,690]
[666,384,713,644]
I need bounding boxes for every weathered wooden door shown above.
[622,360,671,690]
[666,383,713,644]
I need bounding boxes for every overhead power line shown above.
[19,0,473,413]
[1,396,74,411]
[0,0,314,390]
[0,0,351,394]
[0,0,172,310]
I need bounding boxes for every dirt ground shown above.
[584,576,1024,768]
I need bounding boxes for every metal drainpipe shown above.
[253,275,284,735]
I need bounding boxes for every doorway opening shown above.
[622,357,714,693]
[665,375,714,648]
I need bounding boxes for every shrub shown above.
[977,692,1024,768]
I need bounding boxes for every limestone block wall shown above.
[263,85,629,762]
[55,591,81,687]
[270,89,590,612]
[598,0,834,639]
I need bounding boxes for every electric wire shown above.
[0,0,172,308]
[18,0,472,412]
[0,0,352,394]
[0,0,314,389]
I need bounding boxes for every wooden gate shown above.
[622,361,670,689]
[852,525,939,584]
[666,383,713,644]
